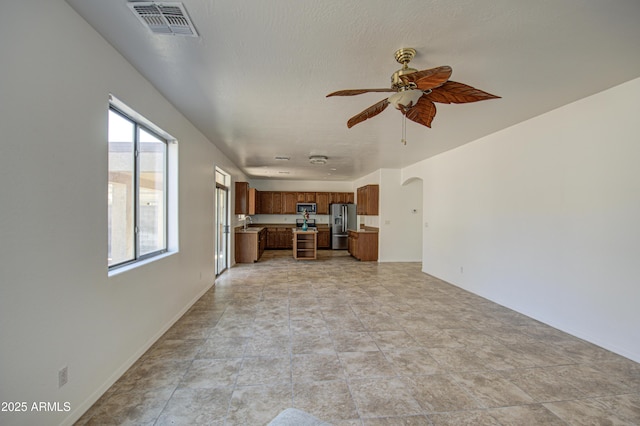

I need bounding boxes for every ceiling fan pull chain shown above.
[401,114,407,145]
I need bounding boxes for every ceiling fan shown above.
[327,48,500,130]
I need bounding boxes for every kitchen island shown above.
[292,228,317,260]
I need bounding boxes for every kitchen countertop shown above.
[350,227,379,233]
[235,226,265,233]
[292,228,317,233]
[248,223,329,229]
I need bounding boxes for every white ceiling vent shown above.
[127,2,198,37]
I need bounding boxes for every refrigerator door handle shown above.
[342,205,347,233]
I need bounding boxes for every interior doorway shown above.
[215,168,230,276]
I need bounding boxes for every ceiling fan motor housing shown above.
[391,67,418,89]
[391,48,418,89]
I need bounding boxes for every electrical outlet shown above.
[58,366,68,388]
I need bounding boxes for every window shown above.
[108,102,170,269]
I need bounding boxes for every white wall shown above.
[379,170,422,262]
[0,2,245,425]
[354,170,423,262]
[403,77,640,362]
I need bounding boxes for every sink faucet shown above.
[244,215,252,230]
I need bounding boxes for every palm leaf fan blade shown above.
[399,65,452,90]
[404,97,437,128]
[347,98,390,128]
[429,81,501,104]
[327,88,397,97]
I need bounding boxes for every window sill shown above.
[108,251,177,277]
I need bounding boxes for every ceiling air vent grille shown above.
[127,2,198,37]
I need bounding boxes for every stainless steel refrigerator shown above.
[330,203,357,249]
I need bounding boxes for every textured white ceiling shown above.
[66,0,640,181]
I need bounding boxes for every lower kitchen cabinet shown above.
[265,227,293,249]
[317,228,330,249]
[262,225,329,250]
[235,228,267,263]
[347,230,378,261]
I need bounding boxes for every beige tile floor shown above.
[77,250,640,425]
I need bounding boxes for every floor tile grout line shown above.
[220,297,250,426]
[79,251,640,425]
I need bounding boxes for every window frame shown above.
[108,99,171,271]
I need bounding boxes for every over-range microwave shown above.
[296,203,316,214]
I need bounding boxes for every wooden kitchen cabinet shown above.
[235,182,249,214]
[282,192,297,214]
[235,182,258,215]
[315,192,329,214]
[293,230,317,260]
[256,190,352,214]
[317,227,330,249]
[330,192,346,204]
[345,192,355,204]
[272,192,283,214]
[265,227,293,249]
[266,227,278,248]
[258,191,272,214]
[356,184,379,215]
[261,191,285,214]
[248,188,259,215]
[347,230,378,261]
[329,192,354,205]
[297,192,316,203]
[356,187,364,215]
[283,228,293,249]
[235,228,267,263]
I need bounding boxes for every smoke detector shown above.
[309,155,328,165]
[128,2,198,37]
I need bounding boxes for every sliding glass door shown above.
[215,169,230,276]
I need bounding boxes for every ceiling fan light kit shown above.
[327,48,500,142]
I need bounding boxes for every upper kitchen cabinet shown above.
[235,182,249,214]
[356,184,379,215]
[258,191,270,214]
[345,192,355,204]
[235,182,258,215]
[253,190,354,215]
[272,192,283,214]
[297,192,316,203]
[248,188,259,215]
[315,192,329,214]
[283,192,297,214]
[258,191,282,214]
[330,192,345,204]
[329,192,354,204]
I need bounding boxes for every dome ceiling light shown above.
[309,155,328,165]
